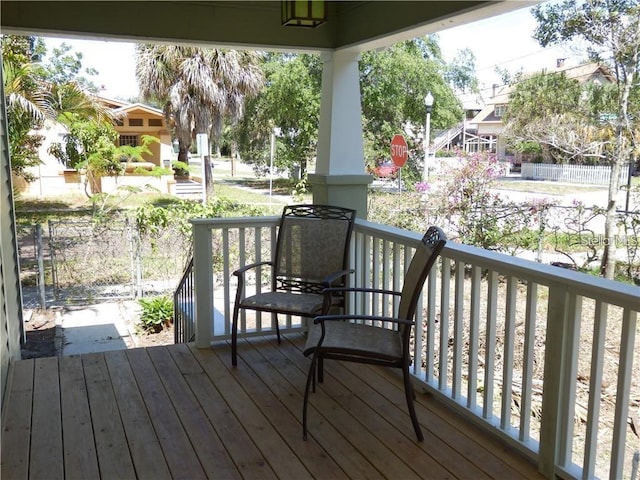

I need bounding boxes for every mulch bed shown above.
[21,309,59,359]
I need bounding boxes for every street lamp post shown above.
[423,91,434,182]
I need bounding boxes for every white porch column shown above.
[309,50,372,219]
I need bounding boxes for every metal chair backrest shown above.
[397,226,447,322]
[273,204,356,294]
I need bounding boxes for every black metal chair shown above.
[302,226,447,442]
[231,204,356,366]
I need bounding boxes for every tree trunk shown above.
[178,145,189,163]
[204,154,214,200]
[601,60,636,279]
[601,158,621,279]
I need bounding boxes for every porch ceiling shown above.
[1,1,538,52]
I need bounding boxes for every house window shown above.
[148,118,163,127]
[119,135,139,147]
[495,104,507,117]
[129,118,143,126]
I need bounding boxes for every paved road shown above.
[491,185,632,209]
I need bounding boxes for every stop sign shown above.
[390,134,408,167]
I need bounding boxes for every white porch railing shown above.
[433,122,463,153]
[190,217,639,480]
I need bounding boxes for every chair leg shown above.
[403,367,424,442]
[231,305,240,367]
[276,316,281,344]
[303,351,319,440]
[273,312,281,344]
[317,355,324,383]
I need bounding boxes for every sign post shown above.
[390,134,408,192]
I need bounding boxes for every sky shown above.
[437,2,573,96]
[42,2,574,102]
[43,38,139,100]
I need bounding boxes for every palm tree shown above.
[135,44,264,196]
[3,35,120,182]
[49,81,118,128]
[2,50,52,181]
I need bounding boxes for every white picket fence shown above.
[521,163,629,186]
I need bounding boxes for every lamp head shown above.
[424,91,434,108]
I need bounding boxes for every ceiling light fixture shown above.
[281,1,327,28]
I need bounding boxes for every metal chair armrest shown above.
[321,269,355,286]
[233,261,273,304]
[233,261,272,277]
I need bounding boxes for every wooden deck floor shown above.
[2,334,543,479]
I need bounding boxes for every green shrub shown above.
[172,160,190,176]
[137,295,173,332]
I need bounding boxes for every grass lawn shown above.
[15,181,295,223]
[214,182,293,213]
[15,191,185,223]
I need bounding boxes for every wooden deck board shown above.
[146,346,241,479]
[30,356,63,480]
[125,347,207,479]
[231,338,355,480]
[104,350,172,480]
[268,335,459,479]
[191,345,312,479]
[250,336,424,479]
[59,355,100,480]
[82,352,137,480]
[169,344,279,480]
[340,354,527,479]
[1,335,544,479]
[1,358,34,480]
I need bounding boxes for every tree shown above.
[236,53,321,181]
[3,35,118,182]
[444,48,479,94]
[238,37,469,183]
[502,70,616,164]
[135,45,264,197]
[360,38,463,179]
[42,42,99,92]
[531,0,640,278]
[2,35,50,181]
[47,118,121,195]
[50,81,117,128]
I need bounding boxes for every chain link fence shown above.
[19,218,191,307]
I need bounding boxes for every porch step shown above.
[174,180,203,197]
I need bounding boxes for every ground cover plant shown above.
[137,295,173,332]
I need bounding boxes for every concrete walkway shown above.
[57,300,140,355]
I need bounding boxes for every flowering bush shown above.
[415,181,430,193]
[427,151,536,252]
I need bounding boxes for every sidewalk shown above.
[56,300,140,356]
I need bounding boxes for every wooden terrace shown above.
[1,334,542,479]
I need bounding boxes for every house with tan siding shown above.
[468,61,615,164]
[18,96,175,196]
